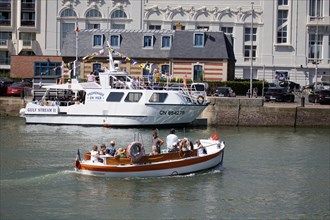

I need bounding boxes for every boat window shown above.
[106,92,124,102]
[149,93,168,103]
[125,92,142,102]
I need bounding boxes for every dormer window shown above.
[110,35,120,47]
[93,34,103,47]
[194,33,204,47]
[143,35,154,48]
[161,35,172,49]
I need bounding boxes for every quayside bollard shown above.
[301,96,305,107]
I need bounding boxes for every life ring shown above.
[196,96,204,105]
[128,141,144,163]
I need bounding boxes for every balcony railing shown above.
[0,58,11,65]
[0,19,11,26]
[0,39,8,47]
[21,20,35,26]
[21,2,35,10]
[307,16,330,26]
[0,2,11,10]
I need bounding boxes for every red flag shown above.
[75,20,79,32]
[211,132,219,140]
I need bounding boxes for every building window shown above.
[0,32,12,46]
[244,28,257,42]
[111,24,125,29]
[278,0,288,5]
[143,35,153,48]
[86,9,101,17]
[21,0,35,9]
[110,35,120,47]
[0,11,11,26]
[111,10,127,18]
[277,10,288,43]
[161,64,170,76]
[93,63,101,72]
[221,27,233,34]
[244,45,257,60]
[308,34,323,60]
[161,36,171,48]
[149,25,161,30]
[93,34,103,47]
[34,62,61,76]
[21,12,35,26]
[193,65,203,81]
[61,23,74,46]
[0,51,10,65]
[61,9,77,17]
[87,23,100,29]
[197,26,209,30]
[194,33,204,47]
[309,0,323,17]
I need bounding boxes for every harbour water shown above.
[0,116,329,219]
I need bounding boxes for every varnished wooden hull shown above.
[75,141,225,178]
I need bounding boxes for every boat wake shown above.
[0,169,76,188]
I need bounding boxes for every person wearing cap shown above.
[166,128,179,152]
[106,140,117,156]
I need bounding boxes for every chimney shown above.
[175,23,182,30]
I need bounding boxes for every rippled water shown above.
[0,117,329,219]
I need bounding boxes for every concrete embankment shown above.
[1,97,329,127]
[201,97,330,127]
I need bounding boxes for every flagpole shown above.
[74,19,79,79]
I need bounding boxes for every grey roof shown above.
[61,29,233,60]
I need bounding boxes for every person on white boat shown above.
[152,130,164,154]
[106,140,117,156]
[195,139,207,155]
[132,76,139,89]
[178,138,190,152]
[90,145,101,163]
[166,128,179,152]
[87,72,96,82]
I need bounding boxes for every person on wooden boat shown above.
[104,149,112,157]
[151,130,164,154]
[90,145,102,163]
[178,138,190,152]
[106,140,117,156]
[168,143,179,152]
[114,148,127,158]
[166,128,179,152]
[195,139,207,155]
[99,144,106,155]
[149,145,159,156]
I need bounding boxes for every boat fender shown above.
[196,96,204,105]
[128,141,144,163]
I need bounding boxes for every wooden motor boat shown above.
[74,139,225,178]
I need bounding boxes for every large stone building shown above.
[1,0,330,86]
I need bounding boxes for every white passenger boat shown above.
[19,47,209,126]
[74,139,225,178]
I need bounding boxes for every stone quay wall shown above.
[1,97,329,127]
[200,97,330,127]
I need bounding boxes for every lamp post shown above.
[249,2,254,98]
[314,15,319,90]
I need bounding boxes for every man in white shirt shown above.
[90,145,100,163]
[166,128,179,152]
